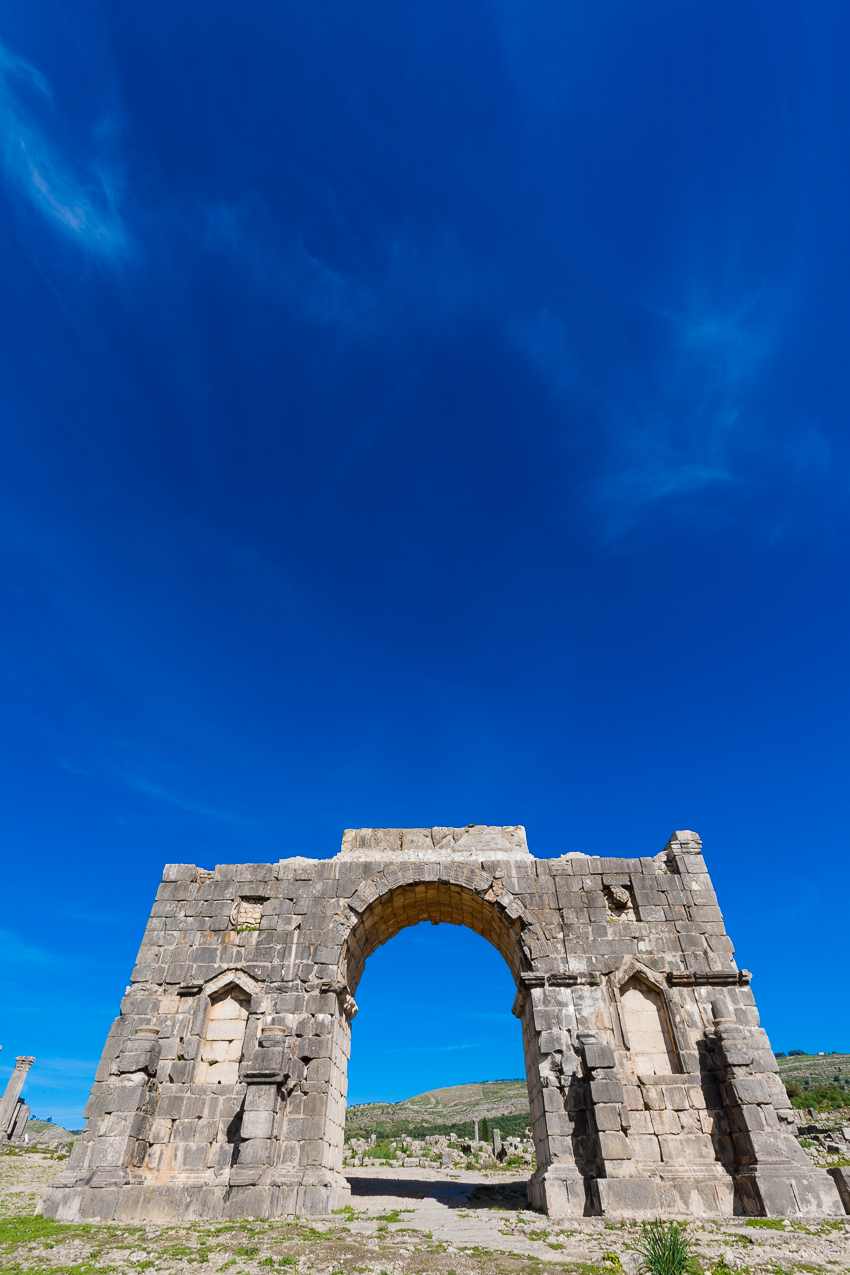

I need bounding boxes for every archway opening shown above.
[337,881,535,1176]
[347,921,525,1108]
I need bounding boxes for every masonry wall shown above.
[41,826,846,1223]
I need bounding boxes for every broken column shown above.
[0,1057,35,1142]
[9,1103,31,1142]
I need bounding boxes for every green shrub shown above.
[635,1221,700,1275]
[789,1083,849,1111]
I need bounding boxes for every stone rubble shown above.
[342,1131,536,1170]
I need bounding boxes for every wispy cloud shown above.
[0,927,55,970]
[0,40,124,253]
[518,278,832,538]
[203,202,481,341]
[59,754,245,828]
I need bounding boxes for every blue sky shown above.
[1,0,849,1124]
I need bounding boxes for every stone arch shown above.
[338,873,539,993]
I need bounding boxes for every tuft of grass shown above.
[635,1221,700,1275]
[162,1242,210,1263]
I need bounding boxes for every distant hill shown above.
[345,1079,531,1138]
[776,1052,850,1099]
[23,1120,79,1145]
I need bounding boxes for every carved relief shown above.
[604,884,635,921]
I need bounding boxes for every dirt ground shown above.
[1,1151,848,1275]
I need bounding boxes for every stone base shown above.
[590,1170,734,1218]
[526,1165,589,1216]
[40,1170,351,1223]
[733,1166,845,1217]
[531,1164,743,1219]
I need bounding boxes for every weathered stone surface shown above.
[41,826,843,1222]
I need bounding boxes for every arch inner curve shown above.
[340,881,527,995]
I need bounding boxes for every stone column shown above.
[0,1057,35,1139]
[521,981,588,1216]
[11,1104,31,1141]
[709,998,843,1216]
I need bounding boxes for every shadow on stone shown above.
[346,1174,529,1210]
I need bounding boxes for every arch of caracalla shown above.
[42,826,846,1222]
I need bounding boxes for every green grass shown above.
[0,1217,95,1247]
[162,1241,210,1262]
[0,1263,118,1275]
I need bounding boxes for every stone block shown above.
[590,1079,624,1104]
[244,1086,278,1112]
[729,1077,771,1106]
[538,1030,570,1055]
[650,1109,681,1136]
[719,1041,754,1067]
[162,865,197,883]
[630,1133,662,1162]
[583,1043,615,1070]
[594,1104,622,1131]
[150,1119,173,1144]
[89,1136,136,1168]
[544,1111,576,1135]
[241,1110,275,1139]
[665,1085,689,1110]
[747,1130,793,1162]
[597,1131,633,1159]
[628,1109,652,1134]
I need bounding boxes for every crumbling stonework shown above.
[42,827,845,1222]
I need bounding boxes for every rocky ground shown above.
[2,1151,849,1275]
